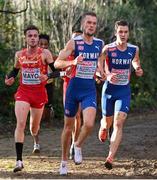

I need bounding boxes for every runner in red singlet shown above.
[31,33,55,154]
[5,25,55,173]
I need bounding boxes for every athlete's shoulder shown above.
[103,42,117,52]
[93,37,104,44]
[127,43,139,53]
[127,43,138,49]
[107,42,117,48]
[15,49,24,58]
[42,48,51,54]
[73,35,83,41]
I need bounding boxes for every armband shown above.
[47,71,60,79]
[8,67,19,78]
[47,71,66,79]
[49,62,56,72]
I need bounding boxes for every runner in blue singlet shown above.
[54,12,106,175]
[98,20,144,170]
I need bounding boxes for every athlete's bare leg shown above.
[61,116,75,161]
[108,112,127,160]
[14,101,30,172]
[30,106,44,153]
[105,112,127,169]
[69,107,82,159]
[98,116,113,142]
[73,108,82,143]
[75,107,96,147]
[15,101,30,142]
[100,115,113,130]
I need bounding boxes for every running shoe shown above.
[13,160,24,173]
[32,144,40,154]
[74,145,82,165]
[98,127,108,142]
[59,162,68,175]
[104,160,112,170]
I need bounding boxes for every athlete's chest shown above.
[108,48,134,69]
[75,41,102,61]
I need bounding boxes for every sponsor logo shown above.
[128,52,133,56]
[95,46,100,50]
[126,106,129,111]
[76,41,84,45]
[65,109,70,115]
[78,46,84,51]
[111,52,117,57]
[109,47,116,51]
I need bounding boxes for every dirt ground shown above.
[0,112,157,179]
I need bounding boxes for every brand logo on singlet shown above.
[78,46,84,50]
[95,46,100,51]
[76,41,84,45]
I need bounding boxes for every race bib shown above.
[110,68,130,85]
[22,67,41,85]
[75,61,97,79]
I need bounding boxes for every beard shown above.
[83,29,95,37]
[86,32,94,36]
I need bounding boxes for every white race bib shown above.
[110,68,130,85]
[75,61,97,79]
[22,67,41,85]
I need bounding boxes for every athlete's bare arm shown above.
[5,51,21,86]
[14,51,21,68]
[54,39,83,69]
[132,47,143,77]
[102,45,110,74]
[102,45,118,82]
[42,49,54,64]
[97,52,106,80]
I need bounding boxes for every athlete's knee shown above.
[114,112,127,129]
[83,121,94,131]
[63,118,74,135]
[64,125,73,136]
[30,129,39,136]
[30,125,40,136]
[16,121,26,131]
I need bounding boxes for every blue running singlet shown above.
[65,35,104,117]
[102,42,137,116]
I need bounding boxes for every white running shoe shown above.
[32,144,40,154]
[74,145,82,165]
[59,161,68,175]
[13,160,24,173]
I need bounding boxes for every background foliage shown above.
[0,0,157,123]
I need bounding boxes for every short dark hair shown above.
[24,25,39,35]
[39,34,50,43]
[115,20,129,31]
[81,12,97,22]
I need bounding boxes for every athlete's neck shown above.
[115,40,127,51]
[27,46,39,55]
[82,34,93,45]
